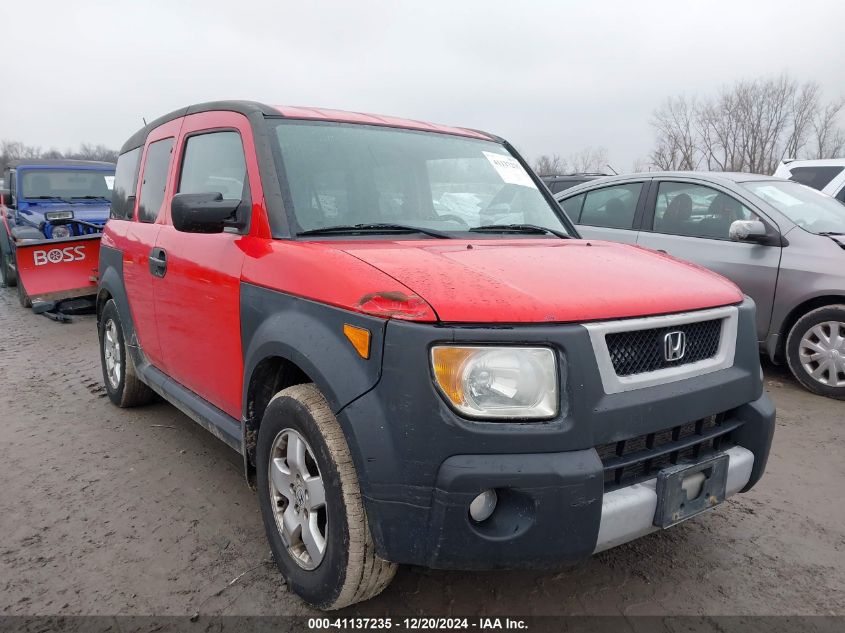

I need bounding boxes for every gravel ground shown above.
[1,286,844,618]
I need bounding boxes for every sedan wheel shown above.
[798,321,845,388]
[786,305,845,400]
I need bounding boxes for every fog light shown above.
[469,489,497,523]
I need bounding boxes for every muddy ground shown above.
[1,287,843,618]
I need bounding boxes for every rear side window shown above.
[178,131,247,200]
[559,193,585,221]
[787,166,843,191]
[110,147,142,219]
[138,138,174,223]
[580,183,642,229]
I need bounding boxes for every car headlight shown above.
[431,346,559,420]
[45,210,74,221]
[51,225,72,239]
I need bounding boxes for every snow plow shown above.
[0,159,114,317]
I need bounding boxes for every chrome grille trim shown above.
[583,305,738,394]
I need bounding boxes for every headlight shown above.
[431,346,559,420]
[51,225,72,239]
[45,211,74,221]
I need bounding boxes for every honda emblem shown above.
[664,331,686,362]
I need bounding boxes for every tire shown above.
[0,245,15,287]
[785,304,845,400]
[99,299,155,407]
[256,383,396,609]
[17,277,31,308]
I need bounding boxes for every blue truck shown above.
[1,159,115,309]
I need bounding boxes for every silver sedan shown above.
[555,171,845,399]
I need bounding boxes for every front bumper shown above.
[336,299,775,569]
[346,393,774,570]
[594,445,753,553]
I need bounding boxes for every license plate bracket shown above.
[654,453,729,528]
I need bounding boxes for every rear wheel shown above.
[786,305,845,400]
[99,299,155,407]
[256,383,396,609]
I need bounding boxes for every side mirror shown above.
[171,192,241,234]
[729,220,768,243]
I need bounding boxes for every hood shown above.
[22,202,110,224]
[339,239,743,323]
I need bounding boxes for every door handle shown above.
[149,247,167,278]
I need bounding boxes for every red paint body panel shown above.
[239,239,438,321]
[334,239,743,323]
[151,111,259,418]
[273,105,492,140]
[15,236,100,300]
[241,238,741,324]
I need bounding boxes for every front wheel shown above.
[786,304,845,400]
[0,245,15,287]
[256,383,396,609]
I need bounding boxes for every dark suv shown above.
[98,101,774,609]
[541,173,608,194]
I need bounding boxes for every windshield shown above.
[742,180,845,235]
[20,169,115,201]
[270,120,570,236]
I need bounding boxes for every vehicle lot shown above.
[1,288,843,618]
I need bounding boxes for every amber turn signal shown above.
[343,324,371,359]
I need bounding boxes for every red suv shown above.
[98,101,775,609]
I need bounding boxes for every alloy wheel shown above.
[268,428,328,570]
[103,319,122,389]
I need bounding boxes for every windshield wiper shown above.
[70,195,110,201]
[818,231,845,236]
[468,223,571,239]
[297,223,451,239]
[28,195,66,200]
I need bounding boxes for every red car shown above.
[97,101,775,609]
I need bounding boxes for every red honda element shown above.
[98,101,775,609]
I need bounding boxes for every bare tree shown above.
[0,139,118,175]
[569,146,609,173]
[68,143,119,162]
[631,157,650,173]
[532,154,568,176]
[649,75,845,173]
[812,99,845,159]
[650,96,699,170]
[533,146,611,176]
[783,81,820,159]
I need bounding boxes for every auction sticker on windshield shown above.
[483,151,537,188]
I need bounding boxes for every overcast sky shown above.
[1,0,843,170]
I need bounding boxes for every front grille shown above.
[596,414,739,491]
[605,318,722,376]
[79,223,103,235]
[73,221,105,236]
